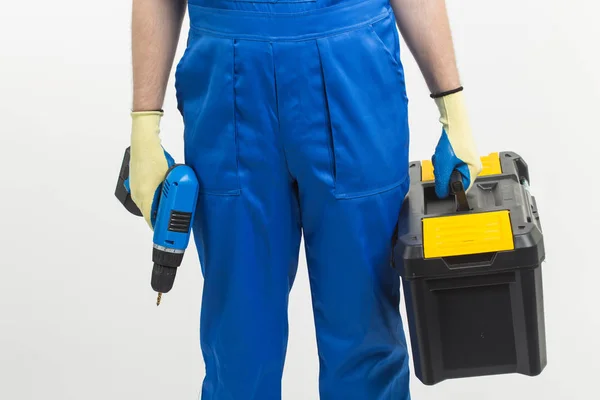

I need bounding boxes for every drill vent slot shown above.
[168,211,192,233]
[162,180,171,198]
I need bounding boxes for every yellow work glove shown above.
[129,111,170,228]
[431,88,483,198]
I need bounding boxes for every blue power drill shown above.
[115,147,199,305]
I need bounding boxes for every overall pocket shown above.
[175,31,241,196]
[316,11,409,199]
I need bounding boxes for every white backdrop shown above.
[1,1,598,399]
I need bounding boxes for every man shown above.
[128,0,482,398]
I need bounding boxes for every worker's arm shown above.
[132,0,187,111]
[129,0,186,228]
[389,0,459,94]
[390,0,482,197]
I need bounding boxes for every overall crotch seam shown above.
[271,41,296,183]
[315,39,337,191]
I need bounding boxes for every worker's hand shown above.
[431,89,482,198]
[129,110,172,229]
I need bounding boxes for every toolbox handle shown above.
[450,170,471,212]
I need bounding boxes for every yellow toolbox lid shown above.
[421,152,503,182]
[422,210,515,259]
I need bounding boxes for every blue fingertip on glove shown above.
[432,130,471,198]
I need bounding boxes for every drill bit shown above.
[156,292,162,306]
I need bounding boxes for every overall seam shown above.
[188,9,391,42]
[233,0,316,3]
[188,0,371,16]
[231,39,243,195]
[335,175,410,200]
[315,39,337,193]
[367,23,402,70]
[270,42,296,182]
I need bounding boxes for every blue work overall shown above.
[175,0,411,398]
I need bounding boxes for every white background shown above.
[1,0,598,399]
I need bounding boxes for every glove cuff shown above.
[131,110,164,140]
[131,110,164,117]
[433,89,467,129]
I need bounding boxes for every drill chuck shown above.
[151,246,185,294]
[151,264,178,293]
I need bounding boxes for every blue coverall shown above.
[175,0,411,398]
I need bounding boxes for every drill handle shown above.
[115,147,143,216]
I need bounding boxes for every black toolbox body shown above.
[393,151,546,385]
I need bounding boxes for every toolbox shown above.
[393,151,546,385]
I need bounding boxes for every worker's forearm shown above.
[390,0,460,94]
[132,0,187,111]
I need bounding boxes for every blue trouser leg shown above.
[273,24,411,399]
[176,1,412,398]
[179,37,302,399]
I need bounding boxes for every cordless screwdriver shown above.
[115,147,199,305]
